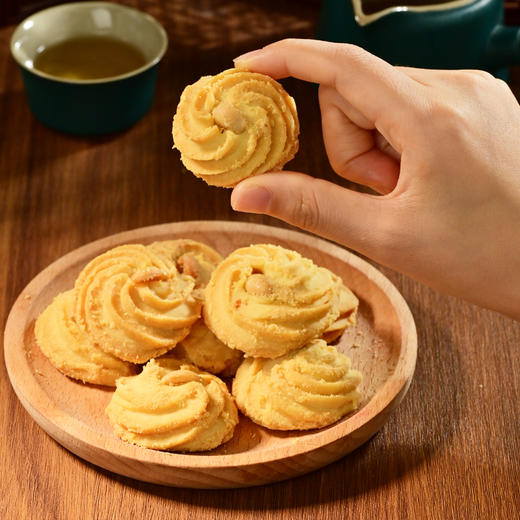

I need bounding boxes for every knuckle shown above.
[491,77,516,98]
[450,69,490,87]
[334,43,365,59]
[453,70,506,98]
[277,37,298,49]
[421,97,467,134]
[421,70,512,134]
[464,69,494,81]
[398,93,435,129]
[292,184,321,231]
[331,44,372,73]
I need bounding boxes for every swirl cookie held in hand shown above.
[74,244,201,363]
[232,339,362,430]
[172,69,299,187]
[106,358,238,452]
[204,244,341,358]
[35,290,136,386]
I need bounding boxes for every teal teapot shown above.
[318,0,520,78]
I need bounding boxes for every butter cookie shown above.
[106,358,238,451]
[172,69,299,187]
[74,244,200,363]
[35,290,136,386]
[174,319,243,377]
[322,283,359,343]
[232,339,362,430]
[147,239,222,290]
[204,244,341,358]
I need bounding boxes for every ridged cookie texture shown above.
[35,290,136,386]
[232,339,362,430]
[172,69,299,187]
[106,358,238,452]
[321,283,359,343]
[147,239,222,290]
[73,244,201,363]
[204,244,341,358]
[175,318,243,377]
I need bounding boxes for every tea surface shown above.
[33,36,147,80]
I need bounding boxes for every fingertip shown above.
[231,180,272,213]
[233,45,288,79]
[233,49,264,71]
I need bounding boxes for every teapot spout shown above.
[486,25,520,69]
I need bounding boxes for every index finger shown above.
[234,39,422,129]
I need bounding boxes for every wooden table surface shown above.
[1,1,519,518]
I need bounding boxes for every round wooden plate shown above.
[4,221,417,489]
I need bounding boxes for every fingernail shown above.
[233,49,264,70]
[231,183,272,212]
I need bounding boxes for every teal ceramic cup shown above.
[318,0,520,79]
[10,2,168,134]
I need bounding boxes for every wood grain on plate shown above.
[4,221,416,488]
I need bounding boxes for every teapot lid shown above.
[353,0,477,25]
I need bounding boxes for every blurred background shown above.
[1,0,517,32]
[2,0,323,32]
[2,0,520,27]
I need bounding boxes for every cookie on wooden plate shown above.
[204,244,341,358]
[232,339,362,430]
[35,290,136,386]
[106,358,238,452]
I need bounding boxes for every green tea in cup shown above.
[33,36,147,80]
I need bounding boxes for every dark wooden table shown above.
[1,1,519,518]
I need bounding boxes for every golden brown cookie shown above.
[74,244,201,363]
[204,244,341,358]
[105,358,238,452]
[321,283,359,343]
[35,290,136,386]
[147,239,222,290]
[172,69,299,187]
[232,339,362,430]
[174,318,243,377]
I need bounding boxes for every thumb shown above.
[231,172,389,258]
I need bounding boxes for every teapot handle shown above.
[486,25,520,68]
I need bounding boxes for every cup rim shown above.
[10,1,169,85]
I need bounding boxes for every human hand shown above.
[230,39,520,320]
